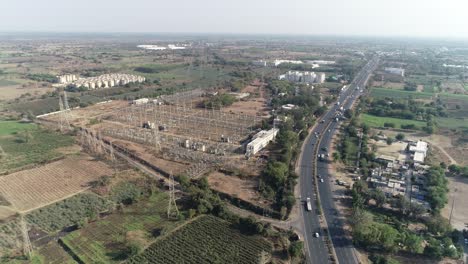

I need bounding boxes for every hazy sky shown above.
[1,0,467,38]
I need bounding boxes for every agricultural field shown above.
[369,87,434,100]
[0,218,22,258]
[0,155,113,213]
[35,241,78,264]
[360,114,426,129]
[60,191,184,264]
[127,215,272,264]
[0,121,74,173]
[26,192,113,232]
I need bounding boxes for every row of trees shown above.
[258,79,323,219]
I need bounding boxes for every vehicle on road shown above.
[314,232,320,238]
[320,178,324,183]
[306,197,312,211]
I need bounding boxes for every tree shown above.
[288,241,304,258]
[426,214,451,235]
[262,161,289,189]
[403,233,423,254]
[344,109,354,119]
[408,203,425,218]
[370,189,386,207]
[386,137,394,145]
[424,237,444,260]
[393,195,410,215]
[332,152,341,162]
[395,133,405,141]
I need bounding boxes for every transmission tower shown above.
[20,215,32,259]
[167,173,179,219]
[58,91,72,132]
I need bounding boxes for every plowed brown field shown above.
[0,155,113,213]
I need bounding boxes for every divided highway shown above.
[299,57,379,264]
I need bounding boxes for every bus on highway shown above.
[306,197,312,211]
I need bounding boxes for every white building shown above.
[274,59,303,67]
[246,128,279,156]
[137,45,167,50]
[315,73,326,83]
[168,44,186,50]
[408,140,428,164]
[306,60,336,65]
[384,67,405,77]
[279,71,325,84]
[57,74,78,84]
[252,60,267,67]
[72,73,145,90]
[132,98,150,105]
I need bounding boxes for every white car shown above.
[314,232,320,238]
[320,178,324,183]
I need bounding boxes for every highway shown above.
[299,56,379,264]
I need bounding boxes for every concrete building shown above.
[168,44,186,50]
[306,60,336,65]
[57,74,77,84]
[132,98,150,105]
[246,128,279,156]
[315,73,326,83]
[72,74,145,90]
[137,45,167,50]
[274,59,303,67]
[408,140,428,164]
[252,60,267,67]
[384,67,405,77]
[279,71,325,84]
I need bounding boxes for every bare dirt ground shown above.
[0,206,16,220]
[442,176,468,230]
[416,85,424,92]
[43,100,129,127]
[0,154,113,214]
[222,85,270,117]
[0,85,54,101]
[207,170,272,208]
[372,81,404,89]
[373,129,466,165]
[371,139,408,162]
[109,138,190,175]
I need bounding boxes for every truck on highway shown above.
[306,197,312,211]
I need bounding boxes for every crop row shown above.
[127,215,272,264]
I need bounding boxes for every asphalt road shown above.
[299,57,379,264]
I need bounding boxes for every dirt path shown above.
[226,204,302,232]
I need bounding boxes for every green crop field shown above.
[361,114,426,129]
[0,120,36,136]
[61,192,185,264]
[369,87,434,100]
[0,121,74,173]
[0,79,19,86]
[127,215,272,264]
[435,117,468,129]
